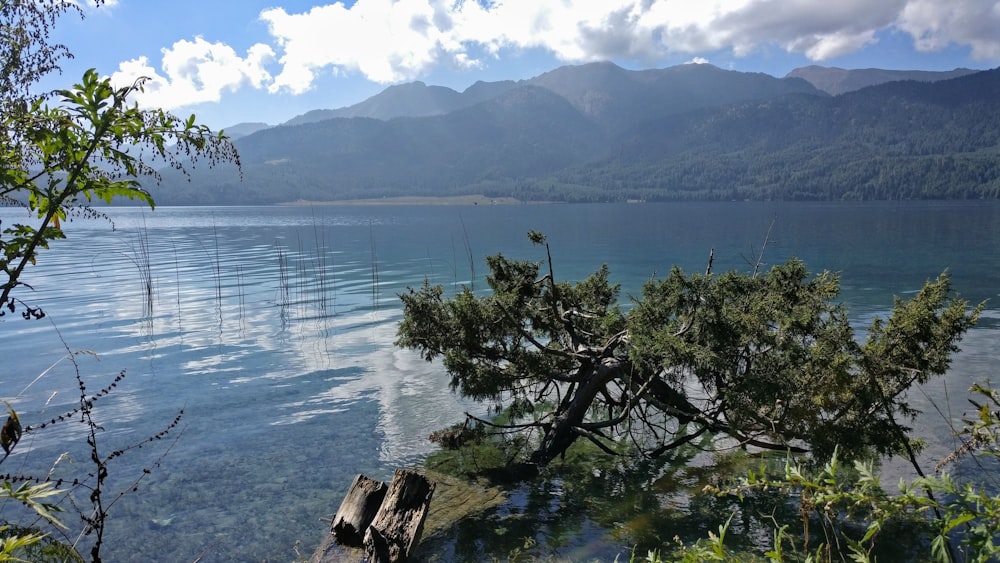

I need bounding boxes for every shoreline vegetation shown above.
[275,195,544,207]
[277,195,534,206]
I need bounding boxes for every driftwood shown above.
[364,469,435,562]
[332,474,388,546]
[312,469,434,563]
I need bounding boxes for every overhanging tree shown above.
[1,0,238,318]
[397,231,981,468]
[1,2,238,560]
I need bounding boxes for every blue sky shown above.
[48,0,1000,130]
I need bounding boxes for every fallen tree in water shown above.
[397,231,981,469]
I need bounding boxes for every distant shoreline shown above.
[276,195,540,206]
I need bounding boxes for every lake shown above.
[1,201,999,561]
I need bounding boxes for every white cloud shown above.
[261,1,481,93]
[257,0,1000,93]
[110,37,274,110]
[709,0,903,59]
[898,0,1000,60]
[117,0,1000,102]
[71,0,119,9]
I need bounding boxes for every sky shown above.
[46,0,1000,130]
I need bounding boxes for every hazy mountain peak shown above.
[382,80,432,91]
[284,79,494,124]
[786,65,980,95]
[220,122,271,139]
[526,61,821,130]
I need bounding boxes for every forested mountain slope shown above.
[154,63,1000,204]
[548,67,1000,201]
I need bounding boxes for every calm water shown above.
[1,202,999,561]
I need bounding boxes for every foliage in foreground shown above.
[1,1,236,560]
[0,1,238,320]
[1,351,184,563]
[663,382,1000,563]
[398,231,982,468]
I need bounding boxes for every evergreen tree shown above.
[398,232,981,467]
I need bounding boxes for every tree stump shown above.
[331,474,388,547]
[312,470,436,563]
[363,469,435,563]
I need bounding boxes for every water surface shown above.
[1,202,998,561]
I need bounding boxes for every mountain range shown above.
[785,66,978,96]
[155,62,1000,204]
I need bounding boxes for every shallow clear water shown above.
[1,202,999,561]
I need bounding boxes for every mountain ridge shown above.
[163,62,1000,205]
[262,63,974,129]
[786,65,980,95]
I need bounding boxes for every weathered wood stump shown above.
[312,469,435,563]
[331,474,388,546]
[364,469,435,563]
